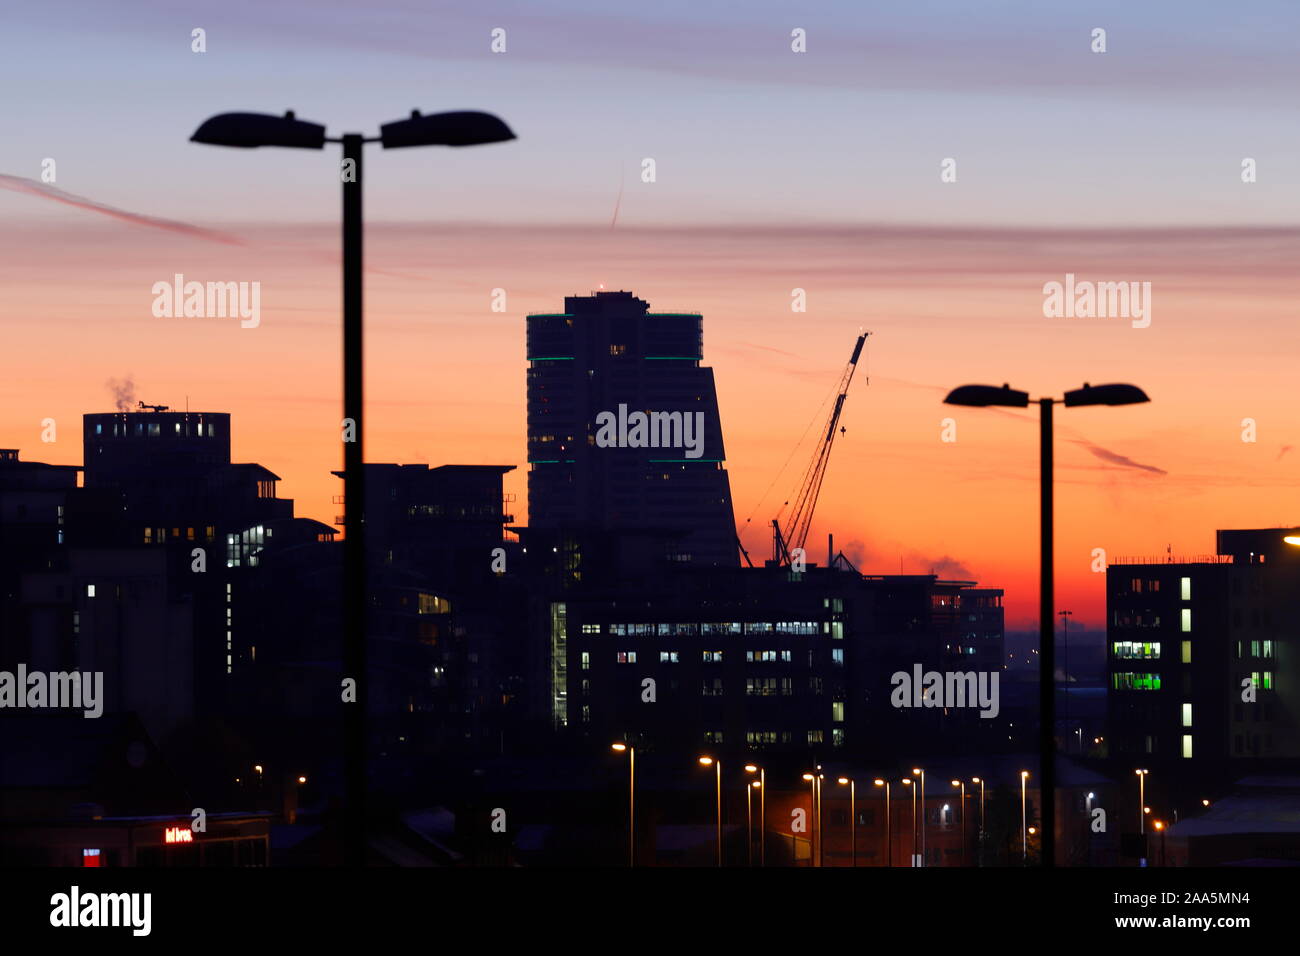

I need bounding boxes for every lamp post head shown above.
[838,777,850,785]
[943,383,1030,408]
[191,111,326,149]
[802,773,815,781]
[379,110,515,149]
[1062,382,1150,408]
[873,779,885,787]
[744,764,758,773]
[611,743,627,752]
[698,756,714,767]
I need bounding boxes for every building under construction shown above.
[519,292,1008,760]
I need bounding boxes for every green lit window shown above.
[1112,672,1162,691]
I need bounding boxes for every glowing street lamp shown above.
[874,779,892,867]
[912,767,926,866]
[952,780,967,866]
[902,778,916,866]
[1020,771,1030,863]
[612,743,634,866]
[1136,769,1149,835]
[745,764,766,866]
[838,778,857,867]
[700,756,722,866]
[972,777,986,834]
[945,381,1149,868]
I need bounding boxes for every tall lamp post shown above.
[944,381,1150,868]
[191,108,514,867]
[801,772,819,867]
[1136,768,1149,834]
[745,764,766,866]
[874,779,891,867]
[612,743,634,866]
[1136,768,1150,865]
[912,767,926,867]
[902,777,916,866]
[952,780,966,866]
[1021,770,1030,863]
[838,778,857,867]
[700,756,722,866]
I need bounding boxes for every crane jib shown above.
[849,334,866,365]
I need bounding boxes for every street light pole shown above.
[747,781,758,867]
[913,768,925,866]
[875,779,891,867]
[903,778,916,866]
[944,381,1150,869]
[744,765,766,866]
[191,108,514,867]
[341,130,366,869]
[1038,396,1054,870]
[1021,770,1030,864]
[952,780,966,866]
[612,743,634,866]
[838,778,856,867]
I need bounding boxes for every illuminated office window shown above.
[1180,577,1191,600]
[1180,609,1192,632]
[1181,641,1191,663]
[1182,735,1193,759]
[1182,703,1192,727]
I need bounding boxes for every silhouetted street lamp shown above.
[191,108,514,867]
[944,381,1150,868]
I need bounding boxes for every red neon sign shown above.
[164,826,193,844]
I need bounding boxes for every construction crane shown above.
[771,331,869,565]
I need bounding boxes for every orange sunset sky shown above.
[3,218,1298,629]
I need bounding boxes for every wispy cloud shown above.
[0,174,244,245]
[1069,439,1167,475]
